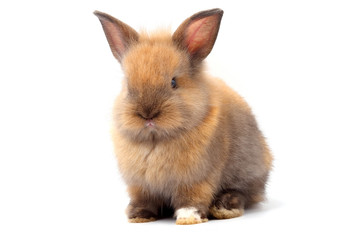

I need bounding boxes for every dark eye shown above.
[171,77,177,89]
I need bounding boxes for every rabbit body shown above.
[95,9,272,224]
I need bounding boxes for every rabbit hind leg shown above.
[209,190,246,219]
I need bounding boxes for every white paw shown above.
[175,207,207,225]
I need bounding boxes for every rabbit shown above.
[94,8,272,225]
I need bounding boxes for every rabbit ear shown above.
[173,8,223,64]
[94,11,139,62]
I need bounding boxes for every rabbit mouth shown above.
[145,119,155,128]
[136,109,161,129]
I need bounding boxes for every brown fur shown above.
[95,8,273,224]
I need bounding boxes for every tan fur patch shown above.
[261,137,273,170]
[209,206,244,219]
[128,217,156,223]
[175,181,216,208]
[176,217,208,225]
[250,193,265,204]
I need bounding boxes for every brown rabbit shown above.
[94,8,272,225]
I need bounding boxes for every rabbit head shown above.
[94,9,223,142]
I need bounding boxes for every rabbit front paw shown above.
[175,207,208,225]
[127,205,157,223]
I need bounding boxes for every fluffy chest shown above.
[112,105,220,194]
[116,137,208,190]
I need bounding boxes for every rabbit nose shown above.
[137,109,160,120]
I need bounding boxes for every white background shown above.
[1,0,359,239]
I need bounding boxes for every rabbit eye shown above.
[171,77,177,89]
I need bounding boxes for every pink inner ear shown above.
[102,21,125,59]
[186,16,216,54]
